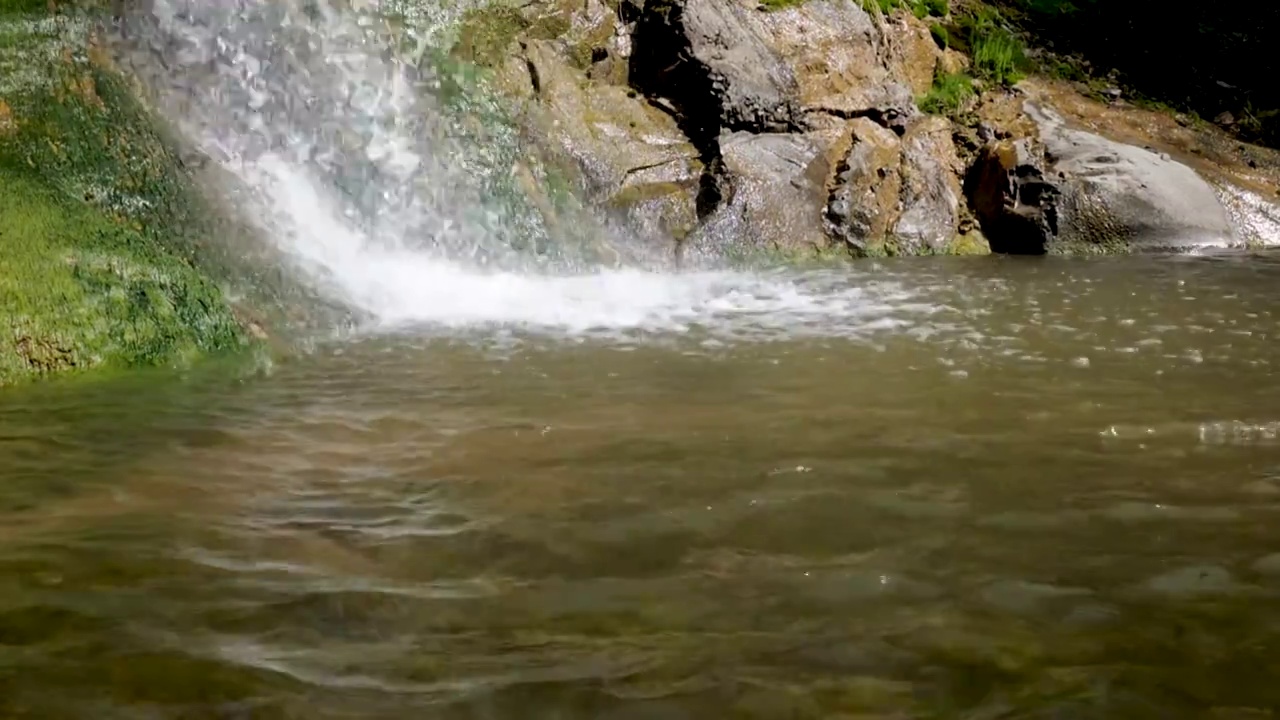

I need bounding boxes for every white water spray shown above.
[125,0,927,340]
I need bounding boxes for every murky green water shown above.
[3,255,1280,718]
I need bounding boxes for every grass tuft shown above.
[861,0,947,18]
[930,21,949,48]
[918,70,974,116]
[961,7,1028,86]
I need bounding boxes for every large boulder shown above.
[967,101,1236,253]
[631,0,800,134]
[625,0,939,256]
[630,0,919,132]
[745,0,928,121]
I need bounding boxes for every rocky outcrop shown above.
[688,130,832,258]
[496,39,703,251]
[455,0,1278,259]
[967,101,1236,254]
[530,0,947,257]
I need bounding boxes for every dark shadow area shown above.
[989,0,1280,147]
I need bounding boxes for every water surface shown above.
[3,255,1280,718]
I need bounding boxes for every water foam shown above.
[128,0,928,340]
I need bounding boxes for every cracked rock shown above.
[826,116,962,255]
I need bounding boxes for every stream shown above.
[3,253,1280,717]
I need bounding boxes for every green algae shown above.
[0,169,244,384]
[0,4,248,386]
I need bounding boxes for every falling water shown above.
[108,0,930,341]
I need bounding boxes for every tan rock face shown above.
[890,13,943,98]
[824,115,961,256]
[460,0,974,258]
[747,0,903,117]
[827,117,902,250]
[496,40,702,251]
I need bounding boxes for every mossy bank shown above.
[0,3,251,387]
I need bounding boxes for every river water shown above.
[3,253,1280,717]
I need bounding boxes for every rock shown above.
[966,101,1236,253]
[826,117,903,253]
[476,0,966,256]
[826,116,962,255]
[890,13,944,98]
[978,579,1092,616]
[694,130,831,255]
[632,0,800,133]
[938,47,971,76]
[497,40,703,249]
[742,0,917,120]
[893,115,963,252]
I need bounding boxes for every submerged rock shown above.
[978,579,1092,616]
[966,100,1237,254]
[1251,553,1280,577]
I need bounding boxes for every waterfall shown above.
[112,0,924,340]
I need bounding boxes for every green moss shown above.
[0,171,243,385]
[0,4,249,386]
[759,0,804,10]
[911,0,947,19]
[944,230,992,255]
[918,70,974,116]
[451,5,529,68]
[860,0,902,15]
[607,181,696,208]
[857,0,944,17]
